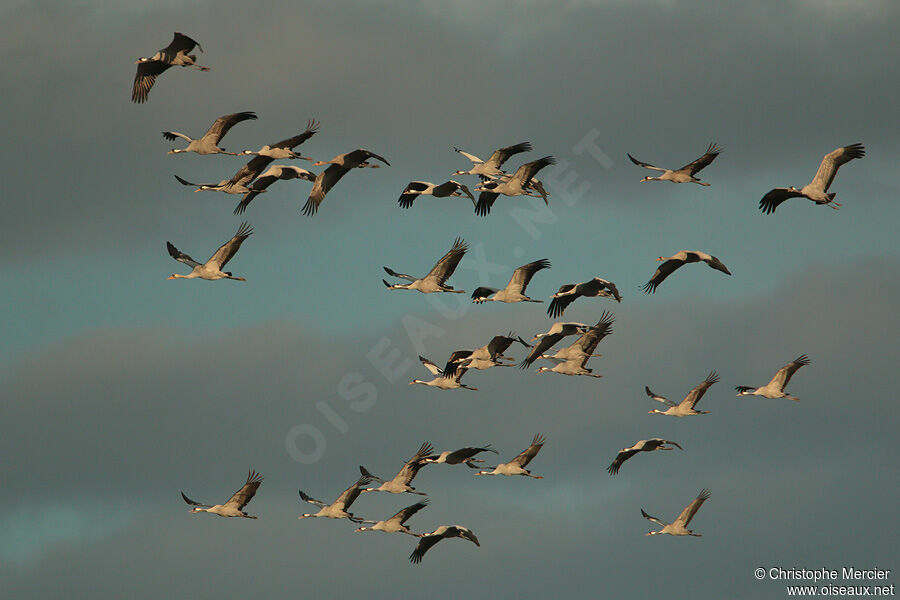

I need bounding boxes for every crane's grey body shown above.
[298,474,372,522]
[453,141,532,180]
[398,180,475,209]
[536,313,614,378]
[539,312,614,363]
[646,371,719,416]
[443,333,530,377]
[607,438,683,475]
[174,174,257,195]
[736,354,810,401]
[302,148,389,216]
[474,156,556,216]
[422,445,498,468]
[409,525,480,564]
[475,434,545,478]
[642,250,731,294]
[163,111,256,155]
[471,259,551,304]
[642,489,710,536]
[240,119,319,160]
[384,237,468,293]
[548,277,622,318]
[410,356,478,390]
[519,322,591,369]
[760,144,865,213]
[181,470,263,518]
[355,500,428,536]
[132,32,209,103]
[166,222,253,281]
[628,143,721,185]
[360,443,433,494]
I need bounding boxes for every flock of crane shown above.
[136,32,860,562]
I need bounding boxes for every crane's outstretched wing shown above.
[423,238,468,286]
[207,222,253,270]
[681,371,720,409]
[204,111,257,143]
[640,508,666,527]
[180,491,211,508]
[809,143,865,193]
[767,354,810,390]
[627,153,666,172]
[166,241,200,268]
[269,119,320,150]
[132,60,170,103]
[510,434,545,468]
[223,470,263,510]
[303,164,351,216]
[506,259,551,295]
[677,142,721,176]
[389,500,429,525]
[759,188,805,214]
[674,488,711,527]
[642,259,684,293]
[485,141,533,169]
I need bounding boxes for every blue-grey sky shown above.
[1,1,898,597]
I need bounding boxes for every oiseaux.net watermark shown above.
[755,566,894,596]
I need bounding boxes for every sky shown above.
[1,0,898,597]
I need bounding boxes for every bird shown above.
[359,442,434,495]
[298,474,373,522]
[607,439,683,475]
[547,277,622,318]
[409,356,478,391]
[475,434,545,478]
[735,354,810,402]
[238,119,320,160]
[646,371,720,416]
[166,222,253,281]
[302,149,390,216]
[173,174,256,195]
[180,470,263,518]
[409,525,480,564]
[760,143,865,213]
[642,250,731,294]
[627,143,721,185]
[233,165,317,214]
[421,445,499,468]
[452,141,533,180]
[471,259,551,304]
[442,333,531,378]
[519,322,591,369]
[397,180,475,209]
[354,500,429,536]
[383,237,468,293]
[162,111,257,155]
[535,312,614,377]
[642,489,711,536]
[474,156,557,216]
[132,32,209,103]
